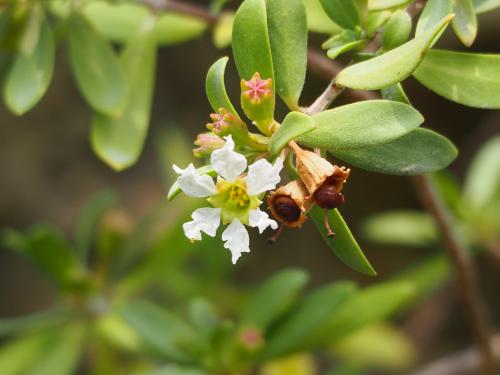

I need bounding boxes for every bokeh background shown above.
[1,1,499,368]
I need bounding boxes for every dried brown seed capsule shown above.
[314,184,345,209]
[268,180,312,228]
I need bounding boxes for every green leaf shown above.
[380,83,411,104]
[304,0,343,34]
[34,324,85,375]
[297,100,423,151]
[452,0,477,46]
[91,22,156,171]
[368,0,412,10]
[268,112,316,155]
[362,211,438,247]
[74,190,118,262]
[232,0,274,81]
[413,49,500,109]
[381,10,411,50]
[320,281,416,343]
[213,12,234,49]
[310,206,376,276]
[463,135,500,210]
[1,225,82,286]
[333,324,417,371]
[188,298,218,339]
[262,282,357,359]
[333,128,458,175]
[205,57,239,117]
[327,40,365,60]
[319,0,360,30]
[0,308,67,336]
[416,0,452,37]
[154,12,207,46]
[67,13,127,116]
[0,333,48,375]
[167,166,216,201]
[335,15,453,90]
[267,0,307,109]
[3,17,54,115]
[241,269,309,330]
[82,1,207,45]
[473,0,500,13]
[365,10,391,37]
[136,366,208,375]
[121,301,199,362]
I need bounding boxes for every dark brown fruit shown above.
[314,184,345,209]
[273,195,301,222]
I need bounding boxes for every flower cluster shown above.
[172,72,350,264]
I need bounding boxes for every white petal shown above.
[246,157,284,195]
[183,207,221,241]
[249,208,278,234]
[210,135,247,182]
[222,219,250,264]
[173,163,216,198]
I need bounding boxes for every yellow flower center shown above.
[229,185,250,207]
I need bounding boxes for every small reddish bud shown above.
[193,133,225,158]
[238,327,264,352]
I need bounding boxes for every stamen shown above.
[267,224,285,244]
[324,208,335,238]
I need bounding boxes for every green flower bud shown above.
[240,72,274,134]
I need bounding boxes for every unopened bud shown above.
[240,73,274,133]
[193,133,225,158]
[207,108,249,140]
[238,326,264,352]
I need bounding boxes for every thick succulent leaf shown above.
[362,211,438,247]
[416,0,452,36]
[304,0,343,34]
[121,301,199,362]
[298,100,423,151]
[241,269,309,330]
[268,112,316,155]
[3,18,54,115]
[368,0,412,10]
[365,10,392,37]
[451,0,477,46]
[380,83,411,104]
[413,49,500,109]
[154,12,207,45]
[232,0,274,81]
[381,10,411,50]
[262,282,357,359]
[319,0,360,30]
[213,12,234,49]
[82,1,206,45]
[333,128,458,175]
[205,57,239,117]
[91,23,156,171]
[310,206,376,276]
[267,0,307,109]
[463,135,500,210]
[473,0,500,13]
[67,13,127,116]
[335,15,453,90]
[316,281,416,344]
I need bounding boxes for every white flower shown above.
[173,135,283,264]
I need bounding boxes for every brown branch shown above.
[409,334,500,375]
[138,0,218,23]
[412,176,494,372]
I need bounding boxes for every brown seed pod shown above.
[268,180,312,228]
